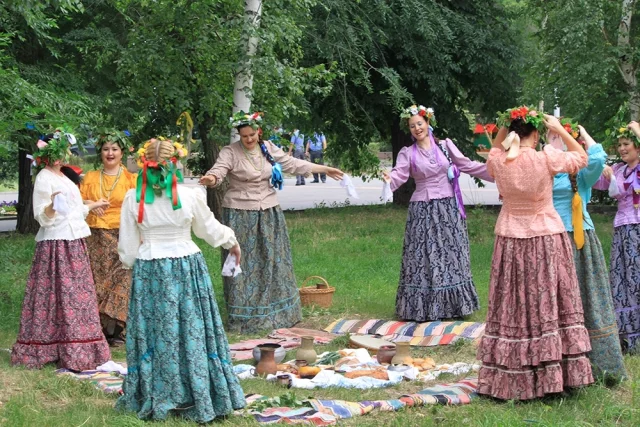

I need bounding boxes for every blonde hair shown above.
[144,139,174,163]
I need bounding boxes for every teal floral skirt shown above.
[116,253,245,423]
[222,206,302,333]
[570,230,627,382]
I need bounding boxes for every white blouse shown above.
[33,168,90,242]
[118,185,238,268]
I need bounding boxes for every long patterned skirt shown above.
[116,253,245,423]
[569,230,626,381]
[11,239,110,371]
[395,197,479,321]
[610,223,640,351]
[86,228,131,335]
[477,233,594,400]
[222,206,302,334]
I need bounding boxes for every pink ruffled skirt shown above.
[477,233,594,400]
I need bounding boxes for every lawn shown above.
[0,205,639,426]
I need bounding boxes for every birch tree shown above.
[230,0,262,143]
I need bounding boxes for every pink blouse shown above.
[593,162,640,228]
[206,140,313,211]
[389,139,494,202]
[487,145,588,238]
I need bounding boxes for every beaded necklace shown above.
[100,166,123,200]
[242,144,264,171]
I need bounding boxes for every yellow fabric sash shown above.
[571,192,584,249]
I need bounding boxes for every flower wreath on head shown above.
[229,110,285,190]
[560,118,580,141]
[94,129,134,168]
[134,136,189,223]
[229,110,264,130]
[606,123,640,209]
[496,105,544,132]
[31,127,77,171]
[399,105,436,129]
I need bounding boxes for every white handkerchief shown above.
[340,174,359,199]
[381,181,393,203]
[53,193,70,216]
[221,254,242,277]
[608,175,620,198]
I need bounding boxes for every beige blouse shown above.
[206,140,313,210]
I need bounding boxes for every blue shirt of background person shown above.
[309,133,326,152]
[289,129,305,152]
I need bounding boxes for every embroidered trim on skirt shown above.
[11,239,110,371]
[116,253,245,423]
[86,228,131,332]
[568,229,626,381]
[395,197,480,321]
[610,223,640,351]
[477,233,594,400]
[222,206,302,333]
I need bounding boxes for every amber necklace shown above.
[100,165,123,200]
[241,144,264,171]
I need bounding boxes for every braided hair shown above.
[259,141,276,166]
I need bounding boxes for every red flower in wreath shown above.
[563,123,573,133]
[418,109,427,117]
[510,109,520,120]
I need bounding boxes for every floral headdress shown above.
[229,110,264,129]
[134,136,189,223]
[560,118,580,140]
[400,105,436,129]
[94,129,134,168]
[32,127,77,170]
[496,105,544,132]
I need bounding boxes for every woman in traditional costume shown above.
[383,105,492,321]
[11,130,111,371]
[550,121,626,381]
[477,108,593,400]
[80,131,137,345]
[593,121,640,353]
[116,137,245,422]
[199,111,343,333]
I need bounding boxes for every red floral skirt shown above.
[11,238,110,371]
[477,233,594,400]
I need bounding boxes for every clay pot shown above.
[255,346,277,376]
[253,343,286,363]
[391,341,411,365]
[295,336,317,364]
[277,374,292,388]
[376,345,397,364]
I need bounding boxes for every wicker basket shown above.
[299,276,335,308]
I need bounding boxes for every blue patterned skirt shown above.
[116,253,245,423]
[396,197,479,321]
[569,229,627,381]
[610,223,640,352]
[222,206,302,333]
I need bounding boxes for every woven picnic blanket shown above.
[323,319,485,346]
[56,369,124,394]
[247,378,478,425]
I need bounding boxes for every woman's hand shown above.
[382,171,391,183]
[50,191,61,205]
[88,198,110,212]
[198,175,217,187]
[542,114,565,134]
[629,121,640,133]
[45,191,62,217]
[602,165,614,180]
[324,167,344,180]
[229,243,242,266]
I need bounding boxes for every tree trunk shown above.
[617,0,639,120]
[200,112,226,221]
[16,148,39,234]
[230,0,263,142]
[390,119,415,206]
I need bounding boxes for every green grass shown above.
[0,205,638,426]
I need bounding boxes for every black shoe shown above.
[311,180,319,183]
[301,182,305,185]
[322,180,326,183]
[295,183,301,186]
